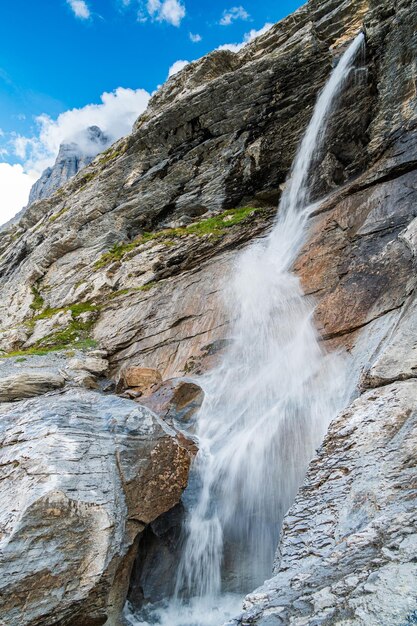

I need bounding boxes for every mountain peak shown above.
[28,126,110,206]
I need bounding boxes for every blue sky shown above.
[0,0,304,222]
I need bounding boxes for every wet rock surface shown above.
[127,503,186,610]
[233,381,417,626]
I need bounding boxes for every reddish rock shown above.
[138,377,204,424]
[118,367,162,397]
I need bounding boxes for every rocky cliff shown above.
[0,0,416,624]
[28,125,110,206]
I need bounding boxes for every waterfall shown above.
[126,32,365,626]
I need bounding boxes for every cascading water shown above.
[126,32,365,626]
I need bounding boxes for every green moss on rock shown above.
[49,206,69,222]
[95,206,261,269]
[29,286,45,312]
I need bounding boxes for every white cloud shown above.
[13,136,33,160]
[218,22,273,52]
[0,163,37,224]
[1,86,150,225]
[67,0,91,19]
[137,10,148,22]
[220,6,249,26]
[189,32,202,43]
[146,0,186,26]
[12,87,151,177]
[168,60,189,78]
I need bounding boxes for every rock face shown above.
[0,388,193,626]
[139,377,204,426]
[235,381,417,626]
[28,126,110,206]
[0,0,416,624]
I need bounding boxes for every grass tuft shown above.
[3,300,100,359]
[97,143,127,166]
[94,206,261,270]
[49,206,69,222]
[29,286,45,312]
[108,282,157,300]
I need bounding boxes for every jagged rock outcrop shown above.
[28,125,110,205]
[0,127,110,234]
[0,0,416,624]
[0,387,194,626]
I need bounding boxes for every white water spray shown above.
[127,32,365,626]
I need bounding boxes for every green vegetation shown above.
[33,316,97,351]
[108,282,157,300]
[29,286,45,312]
[95,206,261,269]
[49,206,69,222]
[2,339,98,359]
[95,241,139,269]
[29,306,63,322]
[68,302,99,316]
[77,170,98,190]
[2,300,100,359]
[98,143,127,166]
[28,300,99,324]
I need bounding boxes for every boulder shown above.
[118,366,162,397]
[138,377,204,425]
[0,388,194,626]
[67,369,100,390]
[0,371,65,402]
[68,355,109,375]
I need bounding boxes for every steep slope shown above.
[0,0,377,368]
[0,0,416,624]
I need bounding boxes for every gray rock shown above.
[0,388,193,626]
[0,326,30,353]
[67,355,109,375]
[28,126,110,205]
[236,381,417,625]
[363,297,417,388]
[0,371,65,401]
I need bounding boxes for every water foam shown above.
[129,32,365,625]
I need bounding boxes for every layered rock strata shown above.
[0,0,416,624]
[0,385,193,626]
